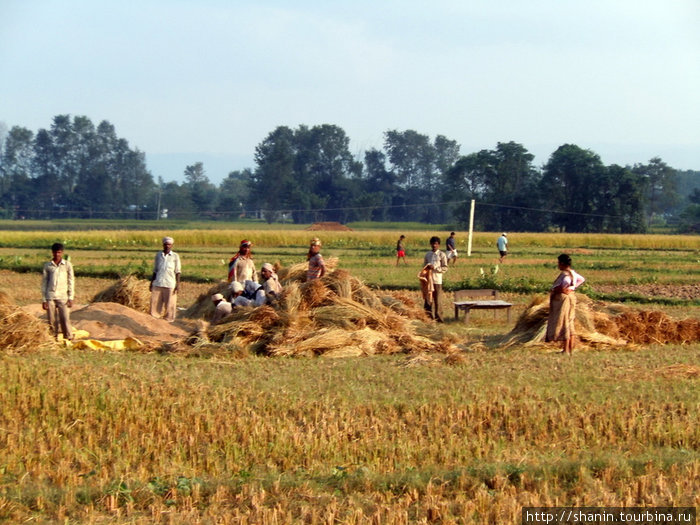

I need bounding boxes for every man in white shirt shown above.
[497,233,508,263]
[423,236,448,322]
[149,236,181,322]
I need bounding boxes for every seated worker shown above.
[232,280,265,307]
[211,293,232,324]
[260,263,283,303]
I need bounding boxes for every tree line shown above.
[1,115,698,232]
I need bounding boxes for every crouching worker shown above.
[231,280,265,307]
[211,293,232,324]
[260,263,283,304]
[42,242,75,341]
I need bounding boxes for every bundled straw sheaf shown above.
[503,294,700,349]
[182,262,455,358]
[0,292,55,353]
[91,274,151,313]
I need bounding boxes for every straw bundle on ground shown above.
[91,275,151,313]
[598,310,700,345]
[0,295,55,353]
[182,264,457,358]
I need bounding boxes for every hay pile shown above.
[91,274,151,313]
[503,294,700,349]
[183,265,454,357]
[0,291,55,353]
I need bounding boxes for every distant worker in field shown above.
[149,236,181,322]
[422,236,448,322]
[396,235,407,266]
[307,237,326,281]
[545,253,585,356]
[228,239,257,284]
[497,233,508,263]
[41,242,75,341]
[446,232,458,265]
[210,293,232,324]
[260,263,283,303]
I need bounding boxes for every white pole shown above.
[467,199,475,256]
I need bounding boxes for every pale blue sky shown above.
[1,0,698,183]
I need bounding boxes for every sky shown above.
[1,0,699,184]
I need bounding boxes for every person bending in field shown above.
[41,242,75,341]
[396,235,407,265]
[545,253,585,355]
[422,236,448,322]
[210,293,232,324]
[306,237,326,281]
[150,236,181,322]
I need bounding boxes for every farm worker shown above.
[233,280,264,307]
[306,237,326,281]
[149,236,181,322]
[545,253,586,355]
[260,262,283,303]
[446,232,458,265]
[41,242,75,341]
[423,236,448,322]
[228,239,257,285]
[210,293,232,324]
[396,235,407,266]
[497,233,508,263]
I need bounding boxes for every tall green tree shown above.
[251,126,297,223]
[184,162,217,215]
[541,144,607,232]
[632,157,680,226]
[0,126,35,217]
[216,169,252,219]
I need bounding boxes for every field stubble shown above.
[1,229,699,523]
[0,349,698,523]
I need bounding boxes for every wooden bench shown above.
[453,289,513,324]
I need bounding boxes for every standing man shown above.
[423,236,448,322]
[446,232,458,265]
[497,233,508,263]
[396,235,407,266]
[229,239,257,285]
[41,242,75,341]
[150,236,181,322]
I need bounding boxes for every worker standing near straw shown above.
[149,236,181,322]
[41,242,75,341]
[423,236,448,322]
[307,237,326,281]
[229,239,257,285]
[545,253,585,355]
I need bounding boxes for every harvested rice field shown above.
[0,226,698,523]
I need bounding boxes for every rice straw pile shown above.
[91,274,152,313]
[0,291,55,353]
[184,262,452,358]
[503,294,700,349]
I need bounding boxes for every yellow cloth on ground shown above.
[71,337,143,351]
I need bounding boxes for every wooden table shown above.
[453,299,513,324]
